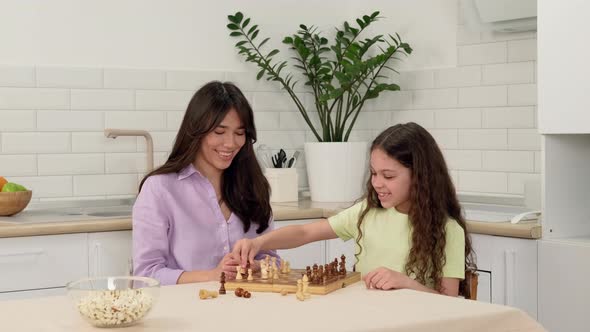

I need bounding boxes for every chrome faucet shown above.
[104,129,154,172]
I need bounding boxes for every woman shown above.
[133,81,279,285]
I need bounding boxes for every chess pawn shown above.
[295,279,305,301]
[247,268,254,281]
[260,261,268,279]
[286,261,291,273]
[219,272,226,294]
[235,265,243,280]
[272,266,279,279]
[302,274,310,299]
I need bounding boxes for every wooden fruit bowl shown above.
[0,190,32,216]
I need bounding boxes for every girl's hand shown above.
[231,238,262,268]
[212,252,239,280]
[363,267,411,290]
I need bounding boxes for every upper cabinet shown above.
[538,0,590,133]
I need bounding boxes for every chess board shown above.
[224,269,361,295]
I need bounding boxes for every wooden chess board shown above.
[224,269,361,295]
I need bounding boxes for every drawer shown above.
[0,234,88,292]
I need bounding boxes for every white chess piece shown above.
[235,265,242,280]
[302,274,310,299]
[286,261,291,273]
[260,260,268,279]
[296,279,305,301]
[247,268,253,281]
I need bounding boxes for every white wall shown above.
[0,0,456,70]
[0,1,540,202]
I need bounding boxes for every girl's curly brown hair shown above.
[355,122,475,295]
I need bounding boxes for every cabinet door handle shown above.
[504,249,517,306]
[93,242,102,277]
[0,249,44,259]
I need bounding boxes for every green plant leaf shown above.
[227,23,240,30]
[248,25,258,35]
[259,37,271,48]
[235,41,248,47]
[356,19,365,28]
[371,11,380,19]
[251,30,259,40]
[230,31,243,37]
[242,18,250,29]
[235,12,244,23]
[268,49,279,57]
[283,36,294,44]
[256,69,265,80]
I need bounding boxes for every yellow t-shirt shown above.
[328,201,465,283]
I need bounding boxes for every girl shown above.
[133,81,279,285]
[232,122,475,296]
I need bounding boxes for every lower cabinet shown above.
[471,234,538,318]
[88,231,133,277]
[274,219,325,268]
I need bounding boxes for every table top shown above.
[0,281,546,332]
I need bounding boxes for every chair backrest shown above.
[464,270,479,300]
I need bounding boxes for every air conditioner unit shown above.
[465,0,537,33]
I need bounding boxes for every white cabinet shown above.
[471,234,537,318]
[88,231,132,277]
[476,270,491,303]
[274,219,325,269]
[539,239,590,332]
[0,234,88,294]
[538,0,590,133]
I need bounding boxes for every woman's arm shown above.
[233,219,337,267]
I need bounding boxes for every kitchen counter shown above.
[0,281,546,332]
[0,200,541,239]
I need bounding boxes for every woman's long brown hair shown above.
[355,122,475,295]
[139,81,271,234]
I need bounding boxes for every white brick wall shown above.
[0,12,539,200]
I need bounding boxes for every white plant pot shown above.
[304,141,370,202]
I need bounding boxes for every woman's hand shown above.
[363,267,412,290]
[231,238,262,268]
[211,252,240,280]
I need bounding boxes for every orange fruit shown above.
[0,176,7,192]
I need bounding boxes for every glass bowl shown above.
[66,276,159,328]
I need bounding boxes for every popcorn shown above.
[76,288,154,327]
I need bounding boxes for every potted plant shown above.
[227,11,412,202]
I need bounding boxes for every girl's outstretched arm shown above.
[232,219,338,267]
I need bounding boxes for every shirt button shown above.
[224,246,228,251]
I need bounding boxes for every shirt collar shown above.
[177,163,203,181]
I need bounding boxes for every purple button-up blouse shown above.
[132,164,279,285]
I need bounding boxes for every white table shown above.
[0,281,546,331]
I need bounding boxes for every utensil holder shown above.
[265,168,298,203]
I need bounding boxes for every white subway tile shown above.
[459,86,507,107]
[482,62,534,85]
[0,155,37,176]
[72,132,137,152]
[434,66,481,88]
[37,111,103,131]
[458,171,508,193]
[0,88,69,109]
[137,131,176,152]
[482,151,535,172]
[482,106,535,128]
[2,133,70,153]
[508,129,542,150]
[71,89,134,110]
[166,111,184,131]
[105,153,150,173]
[369,91,413,111]
[0,65,35,87]
[36,66,102,88]
[450,170,458,187]
[104,69,166,89]
[253,92,299,112]
[392,110,435,128]
[443,150,482,170]
[457,25,481,45]
[458,42,507,65]
[398,70,434,90]
[105,111,167,131]
[74,174,138,196]
[428,129,458,149]
[154,152,168,168]
[480,30,536,43]
[508,39,537,62]
[508,84,536,106]
[508,173,541,195]
[534,151,542,173]
[38,154,104,175]
[434,108,481,128]
[224,72,262,92]
[167,71,224,90]
[0,110,35,131]
[255,112,281,130]
[257,131,305,149]
[135,90,192,111]
[413,89,457,109]
[338,130,376,142]
[458,129,507,150]
[10,176,73,198]
[353,112,391,130]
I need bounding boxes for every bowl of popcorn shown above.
[66,276,159,328]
